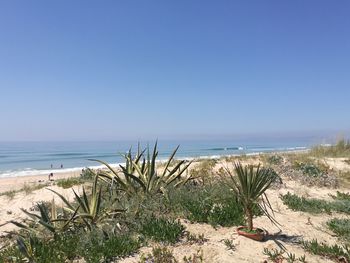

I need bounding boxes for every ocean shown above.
[0,138,315,178]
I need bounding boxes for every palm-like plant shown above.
[226,162,277,231]
[91,142,193,197]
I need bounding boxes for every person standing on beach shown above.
[49,172,53,180]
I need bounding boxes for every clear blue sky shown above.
[1,1,349,141]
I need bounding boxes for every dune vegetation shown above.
[0,142,350,262]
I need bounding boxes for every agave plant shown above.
[48,175,123,230]
[11,199,78,235]
[91,142,193,197]
[225,162,277,231]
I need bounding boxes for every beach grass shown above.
[0,190,17,200]
[310,138,350,158]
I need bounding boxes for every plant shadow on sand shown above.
[264,230,303,250]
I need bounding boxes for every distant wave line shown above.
[206,147,243,151]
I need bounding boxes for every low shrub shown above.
[293,162,325,177]
[80,231,140,263]
[169,183,247,227]
[266,155,283,165]
[189,159,217,184]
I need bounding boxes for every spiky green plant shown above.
[11,200,78,235]
[225,162,277,231]
[92,142,193,197]
[48,176,123,230]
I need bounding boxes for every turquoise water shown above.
[0,139,312,178]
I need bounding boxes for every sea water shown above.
[0,138,314,178]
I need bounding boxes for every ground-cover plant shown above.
[139,216,185,244]
[302,239,350,261]
[327,218,350,243]
[92,142,193,197]
[280,192,331,214]
[224,162,277,232]
[281,192,350,215]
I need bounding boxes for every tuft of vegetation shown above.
[22,183,49,195]
[139,217,185,244]
[184,232,207,245]
[266,154,283,165]
[56,177,84,189]
[183,249,204,263]
[327,218,350,243]
[281,192,350,215]
[302,239,350,261]
[139,246,177,263]
[223,239,236,251]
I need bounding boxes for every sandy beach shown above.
[0,170,82,193]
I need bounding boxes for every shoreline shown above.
[0,149,309,193]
